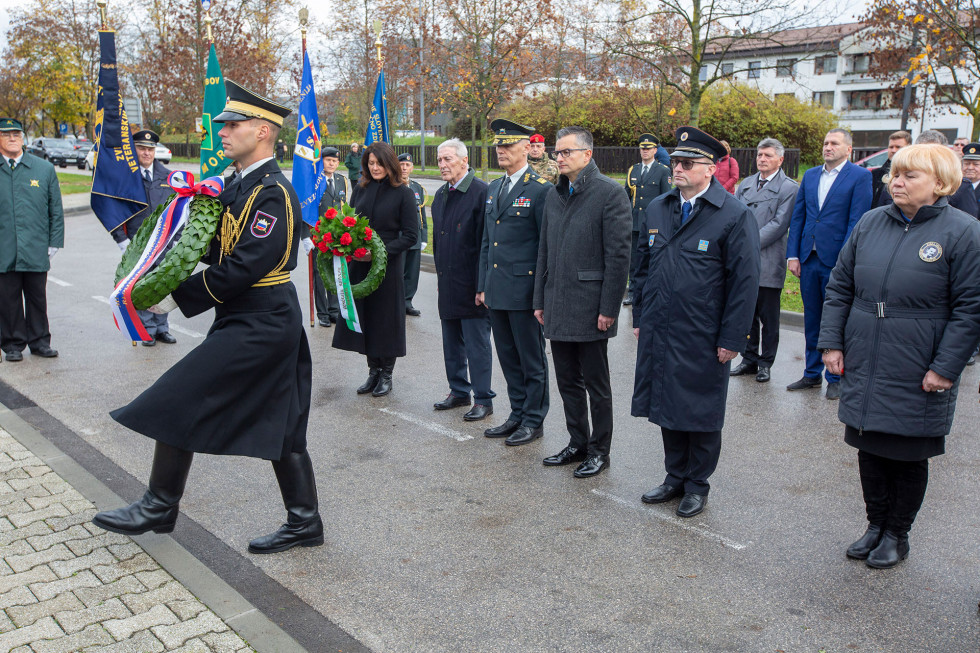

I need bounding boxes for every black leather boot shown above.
[846,524,883,560]
[92,442,193,535]
[248,450,324,554]
[372,358,394,397]
[358,358,382,395]
[866,530,910,569]
[849,452,890,559]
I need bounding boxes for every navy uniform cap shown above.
[397,153,413,163]
[0,118,23,132]
[132,130,160,148]
[321,146,340,159]
[490,118,534,145]
[963,142,980,160]
[214,80,291,128]
[671,126,727,162]
[638,133,659,148]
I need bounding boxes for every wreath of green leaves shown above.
[315,235,387,299]
[114,194,224,310]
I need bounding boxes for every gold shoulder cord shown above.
[252,183,295,287]
[626,165,637,206]
[219,186,264,263]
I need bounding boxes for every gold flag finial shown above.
[299,8,309,50]
[373,20,383,70]
[96,0,108,29]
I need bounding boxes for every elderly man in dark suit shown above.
[477,119,552,446]
[786,128,872,400]
[534,126,631,477]
[731,138,798,382]
[431,139,495,421]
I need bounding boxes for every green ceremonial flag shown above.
[200,44,230,178]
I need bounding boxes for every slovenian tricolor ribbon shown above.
[333,256,362,333]
[111,171,224,342]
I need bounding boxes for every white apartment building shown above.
[702,22,976,148]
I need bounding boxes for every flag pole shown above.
[374,20,383,72]
[300,8,315,328]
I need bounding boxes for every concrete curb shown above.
[0,402,308,653]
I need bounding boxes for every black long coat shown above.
[631,178,760,432]
[111,160,312,461]
[431,170,489,320]
[332,178,418,358]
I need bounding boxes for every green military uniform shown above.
[0,117,64,358]
[624,133,671,305]
[528,155,559,185]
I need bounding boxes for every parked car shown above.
[855,149,888,169]
[154,143,172,164]
[74,141,95,169]
[27,137,85,168]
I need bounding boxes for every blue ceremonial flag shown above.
[364,70,389,146]
[90,30,147,234]
[294,50,324,227]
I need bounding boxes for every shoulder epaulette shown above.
[536,177,548,184]
[261,174,277,187]
[657,162,670,170]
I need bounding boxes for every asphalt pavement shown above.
[2,205,980,652]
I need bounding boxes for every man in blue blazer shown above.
[786,128,872,400]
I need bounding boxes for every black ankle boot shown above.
[372,359,394,397]
[357,368,381,394]
[92,443,193,535]
[846,524,883,560]
[248,451,324,554]
[866,530,910,569]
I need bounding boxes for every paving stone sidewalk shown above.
[0,427,256,653]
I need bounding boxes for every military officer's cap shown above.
[213,80,291,128]
[0,118,23,132]
[530,134,545,144]
[670,126,727,162]
[132,130,160,149]
[638,133,659,148]
[321,146,340,159]
[490,119,534,145]
[963,143,980,160]
[397,153,413,163]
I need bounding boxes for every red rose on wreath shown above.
[342,216,357,228]
[340,232,353,246]
[316,241,328,253]
[324,232,333,243]
[346,255,353,262]
[332,248,343,256]
[324,208,338,219]
[354,247,368,258]
[364,227,373,240]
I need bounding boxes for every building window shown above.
[748,61,761,79]
[934,85,957,104]
[814,55,837,75]
[846,90,884,110]
[699,65,707,82]
[721,63,734,77]
[776,59,796,77]
[812,91,834,108]
[852,54,871,74]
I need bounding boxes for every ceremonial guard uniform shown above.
[312,147,350,325]
[94,82,323,555]
[624,133,670,305]
[527,134,559,185]
[399,152,427,316]
[479,119,552,444]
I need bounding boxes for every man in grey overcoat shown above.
[533,126,631,478]
[730,138,798,382]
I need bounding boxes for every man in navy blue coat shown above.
[786,128,872,400]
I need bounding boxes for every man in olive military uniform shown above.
[125,129,177,346]
[0,117,63,362]
[93,81,323,556]
[477,119,552,446]
[528,133,559,185]
[624,133,670,306]
[305,146,349,326]
[400,152,427,316]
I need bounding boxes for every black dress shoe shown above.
[505,426,543,446]
[846,524,883,560]
[318,318,332,327]
[573,455,610,478]
[4,350,22,362]
[730,361,758,377]
[155,332,176,344]
[406,306,421,316]
[866,530,909,569]
[676,493,706,518]
[622,295,633,306]
[31,346,58,358]
[485,419,520,438]
[141,339,157,347]
[755,366,770,383]
[786,376,822,391]
[542,446,587,466]
[463,404,493,421]
[826,382,841,400]
[434,394,470,410]
[641,483,682,504]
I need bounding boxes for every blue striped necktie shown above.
[681,200,692,224]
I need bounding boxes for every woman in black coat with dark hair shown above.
[333,142,418,395]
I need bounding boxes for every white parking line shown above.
[378,407,474,442]
[92,295,110,305]
[48,275,72,287]
[590,489,749,551]
[169,325,204,339]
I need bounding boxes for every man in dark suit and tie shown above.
[478,119,552,446]
[786,128,872,400]
[624,133,670,305]
[308,147,348,326]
